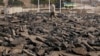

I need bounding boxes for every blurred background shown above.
[0,0,100,14]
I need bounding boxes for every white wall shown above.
[5,7,23,14]
[4,7,37,14]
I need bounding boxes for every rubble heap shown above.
[0,12,100,56]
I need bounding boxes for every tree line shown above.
[8,0,23,6]
[0,0,4,5]
[31,0,71,4]
[0,0,71,6]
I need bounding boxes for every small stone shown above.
[37,49,45,56]
[72,47,88,55]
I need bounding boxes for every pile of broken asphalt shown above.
[0,12,100,56]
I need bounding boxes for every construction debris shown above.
[0,12,100,56]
